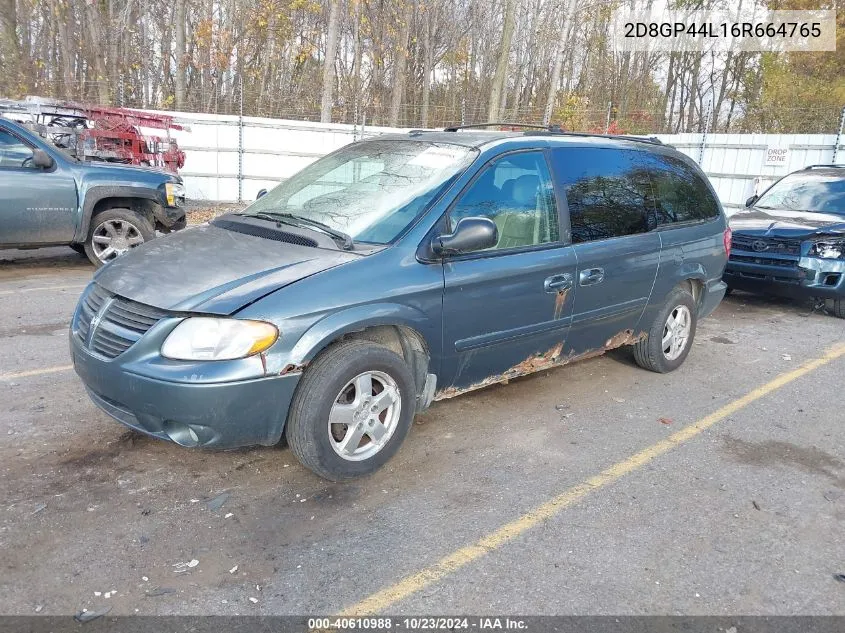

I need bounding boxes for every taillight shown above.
[723,226,732,258]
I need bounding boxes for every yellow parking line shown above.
[0,284,86,297]
[341,342,845,616]
[0,365,74,381]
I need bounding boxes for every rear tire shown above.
[84,207,154,268]
[633,286,698,373]
[285,339,416,481]
[832,298,845,319]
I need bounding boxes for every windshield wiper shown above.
[237,211,354,250]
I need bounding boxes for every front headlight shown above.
[161,317,279,361]
[164,182,185,206]
[809,240,844,259]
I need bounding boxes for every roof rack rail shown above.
[442,122,664,146]
[443,122,552,132]
[532,130,665,145]
[804,164,844,169]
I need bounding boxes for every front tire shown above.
[832,298,845,319]
[285,339,416,480]
[633,286,698,373]
[84,208,154,267]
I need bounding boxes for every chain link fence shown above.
[19,78,845,135]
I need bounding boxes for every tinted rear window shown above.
[551,148,652,243]
[639,153,720,224]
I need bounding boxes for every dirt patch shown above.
[710,336,737,344]
[721,435,845,487]
[0,321,70,339]
[186,202,247,225]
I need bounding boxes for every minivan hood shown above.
[94,223,358,314]
[730,207,845,238]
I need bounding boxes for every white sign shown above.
[764,146,790,167]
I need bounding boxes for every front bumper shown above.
[724,255,845,300]
[154,202,186,229]
[70,335,299,449]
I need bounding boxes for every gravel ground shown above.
[185,201,247,225]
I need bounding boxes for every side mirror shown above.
[32,149,54,169]
[256,188,268,200]
[745,194,758,208]
[432,217,498,256]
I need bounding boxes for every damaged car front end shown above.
[724,166,845,317]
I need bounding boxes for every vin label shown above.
[609,9,836,52]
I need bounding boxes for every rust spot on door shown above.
[604,329,643,348]
[553,288,570,321]
[435,329,646,401]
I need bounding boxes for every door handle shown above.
[544,273,573,293]
[579,268,605,286]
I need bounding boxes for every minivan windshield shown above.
[755,172,845,216]
[243,139,477,244]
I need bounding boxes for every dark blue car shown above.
[70,129,729,480]
[725,165,845,317]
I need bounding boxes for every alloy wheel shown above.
[661,305,692,361]
[91,219,145,263]
[328,370,402,461]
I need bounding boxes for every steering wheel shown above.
[21,156,34,168]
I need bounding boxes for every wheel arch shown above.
[658,263,707,314]
[76,186,161,242]
[287,304,436,405]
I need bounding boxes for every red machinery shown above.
[0,96,186,173]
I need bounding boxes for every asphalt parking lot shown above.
[1,247,844,617]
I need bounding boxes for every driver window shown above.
[0,130,36,169]
[450,151,559,250]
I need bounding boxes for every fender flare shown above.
[286,303,435,368]
[661,262,708,312]
[672,262,707,287]
[75,185,163,242]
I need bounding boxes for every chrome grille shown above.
[74,283,110,343]
[74,284,168,359]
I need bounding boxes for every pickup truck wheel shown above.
[84,208,154,267]
[633,286,698,373]
[285,339,416,481]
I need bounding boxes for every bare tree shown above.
[320,0,341,122]
[488,0,515,121]
[0,0,22,95]
[173,0,187,110]
[389,0,413,126]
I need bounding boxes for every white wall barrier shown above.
[151,110,844,212]
[660,132,844,212]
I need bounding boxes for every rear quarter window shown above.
[640,153,720,225]
[551,147,652,243]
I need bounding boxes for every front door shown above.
[0,129,78,245]
[440,150,577,391]
[550,147,660,356]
